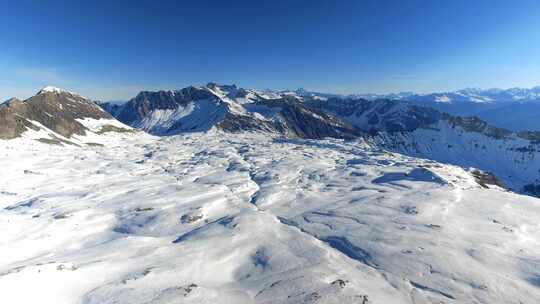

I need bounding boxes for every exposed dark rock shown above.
[178,283,198,296]
[36,138,64,145]
[443,114,513,139]
[53,213,71,219]
[180,213,203,224]
[106,84,362,139]
[355,295,370,304]
[114,86,216,126]
[37,134,80,146]
[0,89,113,139]
[96,125,134,134]
[402,205,418,215]
[305,97,440,132]
[249,97,361,139]
[471,170,506,189]
[86,142,104,147]
[217,112,278,134]
[330,279,348,289]
[97,101,124,117]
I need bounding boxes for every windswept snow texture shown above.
[1,132,540,303]
[372,119,540,192]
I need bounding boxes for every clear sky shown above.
[1,0,540,101]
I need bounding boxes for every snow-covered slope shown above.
[108,84,360,139]
[307,97,540,195]
[373,118,540,192]
[97,83,540,196]
[1,132,540,303]
[3,83,540,303]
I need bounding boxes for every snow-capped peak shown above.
[39,86,67,93]
[37,86,82,97]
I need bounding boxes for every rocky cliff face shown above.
[106,84,360,139]
[305,97,440,132]
[246,97,360,139]
[0,87,116,140]
[116,87,218,126]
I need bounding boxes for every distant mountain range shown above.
[353,86,540,103]
[97,83,540,196]
[333,86,540,131]
[100,83,360,139]
[3,83,540,197]
[100,85,540,131]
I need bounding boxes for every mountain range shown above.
[344,87,540,131]
[3,83,539,197]
[100,85,540,131]
[2,83,540,303]
[100,83,540,195]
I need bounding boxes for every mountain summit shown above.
[0,87,132,143]
[109,83,360,139]
[37,86,79,95]
[92,83,540,196]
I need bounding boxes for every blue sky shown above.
[1,0,540,101]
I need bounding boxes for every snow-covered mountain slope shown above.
[206,82,264,104]
[372,118,540,192]
[96,83,540,196]
[96,100,126,117]
[1,132,540,303]
[289,86,540,131]
[305,98,440,132]
[306,97,540,195]
[347,87,540,131]
[475,101,540,131]
[0,86,135,145]
[107,84,360,139]
[199,84,540,132]
[113,86,225,134]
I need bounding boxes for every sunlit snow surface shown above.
[1,132,540,303]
